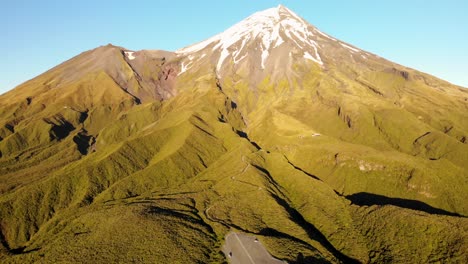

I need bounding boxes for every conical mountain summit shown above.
[175,5,374,83]
[0,5,467,263]
[176,5,327,70]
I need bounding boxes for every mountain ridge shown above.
[0,5,467,263]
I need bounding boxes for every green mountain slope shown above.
[1,5,467,264]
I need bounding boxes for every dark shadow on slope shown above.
[44,118,75,140]
[252,164,270,177]
[108,72,142,105]
[230,100,237,109]
[259,228,317,249]
[193,124,217,138]
[78,110,89,123]
[236,130,261,150]
[259,228,331,264]
[251,165,285,194]
[0,228,10,253]
[345,192,464,217]
[50,121,75,140]
[73,132,94,155]
[287,162,320,181]
[270,194,360,264]
[9,247,40,255]
[0,228,40,255]
[282,155,321,181]
[5,123,15,133]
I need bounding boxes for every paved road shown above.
[223,232,286,264]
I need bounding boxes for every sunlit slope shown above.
[1,75,467,263]
[1,5,468,264]
[239,65,468,216]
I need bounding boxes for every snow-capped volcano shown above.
[1,4,467,264]
[175,5,362,76]
[176,5,322,66]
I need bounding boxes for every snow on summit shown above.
[176,5,325,72]
[124,51,136,60]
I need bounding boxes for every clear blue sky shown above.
[2,0,467,94]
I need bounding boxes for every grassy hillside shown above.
[0,44,467,263]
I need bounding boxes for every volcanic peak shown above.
[176,5,324,72]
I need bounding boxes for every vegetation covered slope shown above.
[1,6,468,263]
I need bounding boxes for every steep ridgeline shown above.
[0,5,467,264]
